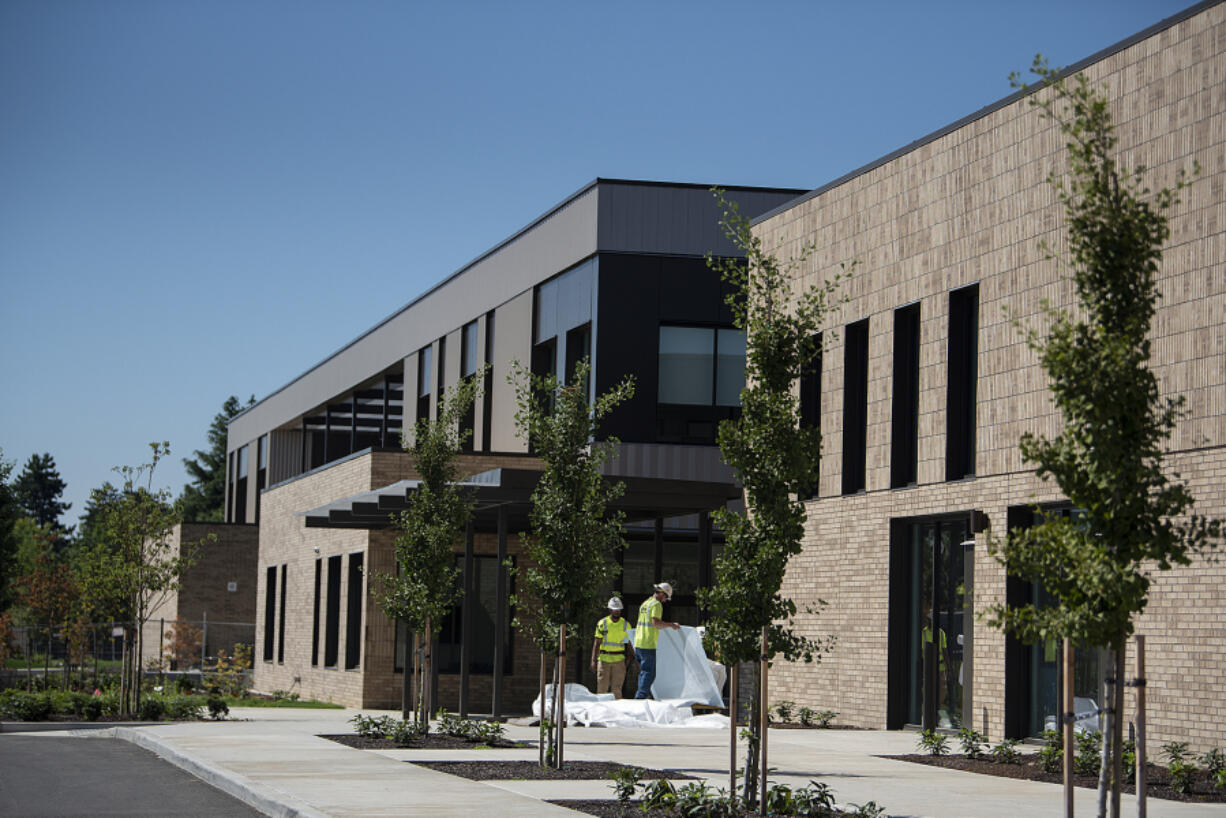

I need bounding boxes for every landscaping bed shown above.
[414,760,691,781]
[889,753,1226,803]
[321,732,526,750]
[549,800,867,817]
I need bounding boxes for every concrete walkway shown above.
[5,707,1223,817]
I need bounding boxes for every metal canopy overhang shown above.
[296,467,740,531]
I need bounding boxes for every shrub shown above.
[175,677,195,695]
[1038,730,1063,774]
[163,696,203,721]
[1121,738,1137,785]
[608,766,643,807]
[814,710,837,728]
[917,728,949,756]
[958,727,986,759]
[772,701,796,724]
[638,779,676,812]
[850,801,885,818]
[138,696,166,722]
[991,738,1022,765]
[207,696,229,720]
[1201,748,1226,776]
[791,781,837,816]
[435,709,504,743]
[1214,768,1226,792]
[796,706,815,727]
[762,783,792,815]
[0,691,53,721]
[676,781,719,817]
[1074,730,1101,777]
[1168,760,1196,794]
[1162,741,1190,766]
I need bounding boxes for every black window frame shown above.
[891,303,921,488]
[841,318,870,495]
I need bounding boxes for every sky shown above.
[0,0,1197,529]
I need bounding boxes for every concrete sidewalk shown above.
[5,707,1223,817]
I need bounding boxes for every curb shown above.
[109,726,331,818]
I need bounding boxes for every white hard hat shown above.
[654,582,674,601]
[607,597,623,611]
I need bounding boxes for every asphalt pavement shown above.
[2,707,1223,817]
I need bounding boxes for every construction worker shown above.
[590,597,632,697]
[633,582,680,699]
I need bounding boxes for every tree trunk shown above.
[538,649,548,767]
[44,623,51,689]
[133,622,144,716]
[556,624,567,769]
[760,627,769,815]
[1064,639,1075,818]
[729,663,738,799]
[1135,635,1147,818]
[1097,648,1115,818]
[1111,644,1125,818]
[422,618,433,732]
[743,662,760,809]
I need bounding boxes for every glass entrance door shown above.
[903,517,969,729]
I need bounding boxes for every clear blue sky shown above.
[0,0,1195,528]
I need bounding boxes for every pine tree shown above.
[180,395,253,522]
[14,453,70,532]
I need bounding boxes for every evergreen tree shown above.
[180,395,253,522]
[0,452,20,611]
[14,453,70,532]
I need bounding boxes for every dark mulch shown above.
[413,760,694,781]
[887,754,1226,803]
[769,722,869,731]
[549,799,851,817]
[319,733,527,750]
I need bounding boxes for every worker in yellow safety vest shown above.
[590,597,633,698]
[633,582,681,699]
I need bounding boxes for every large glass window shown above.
[658,326,745,406]
[437,555,514,674]
[461,321,479,378]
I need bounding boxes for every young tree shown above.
[74,443,198,716]
[988,58,1222,818]
[180,395,254,522]
[373,375,483,729]
[14,452,71,535]
[13,528,75,688]
[697,189,845,807]
[510,357,634,768]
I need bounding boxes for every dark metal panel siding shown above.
[597,183,802,258]
[601,443,735,484]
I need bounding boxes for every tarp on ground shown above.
[531,625,726,728]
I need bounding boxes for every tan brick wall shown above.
[254,449,548,710]
[757,5,1226,752]
[141,523,259,668]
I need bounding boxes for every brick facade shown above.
[754,4,1226,751]
[253,449,550,710]
[141,523,259,669]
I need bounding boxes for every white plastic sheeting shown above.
[534,684,728,728]
[531,625,727,728]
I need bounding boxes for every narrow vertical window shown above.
[461,321,479,453]
[324,555,342,668]
[946,285,979,480]
[416,345,433,423]
[277,563,287,663]
[235,444,249,523]
[841,319,870,495]
[799,333,822,500]
[345,553,364,670]
[891,304,921,488]
[255,435,268,522]
[311,558,321,666]
[435,336,446,417]
[262,566,276,662]
[482,311,494,452]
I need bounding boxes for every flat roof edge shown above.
[750,0,1223,227]
[233,178,805,426]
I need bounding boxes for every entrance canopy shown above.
[297,467,741,532]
